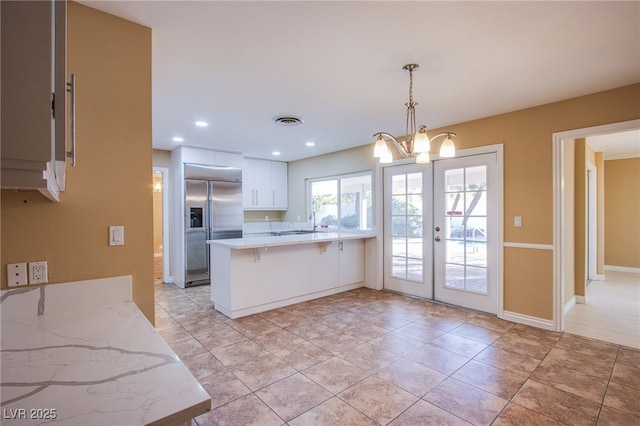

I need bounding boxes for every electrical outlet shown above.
[28,261,48,284]
[7,263,28,287]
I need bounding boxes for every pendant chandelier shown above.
[373,64,456,164]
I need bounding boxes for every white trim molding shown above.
[605,265,640,274]
[502,310,555,331]
[564,296,576,316]
[503,242,554,250]
[575,295,588,305]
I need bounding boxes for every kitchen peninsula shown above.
[208,231,376,318]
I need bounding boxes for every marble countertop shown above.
[1,277,210,425]
[207,230,376,249]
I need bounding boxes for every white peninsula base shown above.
[209,232,375,319]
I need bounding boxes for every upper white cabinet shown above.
[1,0,68,201]
[243,158,288,210]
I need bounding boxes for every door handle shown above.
[435,226,440,232]
[435,236,441,242]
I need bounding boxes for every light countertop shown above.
[0,277,210,425]
[207,230,376,249]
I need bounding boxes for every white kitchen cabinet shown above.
[243,158,288,210]
[339,238,365,285]
[1,0,68,201]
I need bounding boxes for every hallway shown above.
[565,271,640,349]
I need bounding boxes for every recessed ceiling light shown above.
[172,136,184,142]
[195,121,208,127]
[305,141,315,147]
[272,151,281,156]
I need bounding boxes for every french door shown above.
[383,153,499,314]
[383,163,433,299]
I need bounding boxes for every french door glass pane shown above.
[443,165,488,294]
[391,172,423,282]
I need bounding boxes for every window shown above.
[308,172,373,231]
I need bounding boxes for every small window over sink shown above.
[308,172,373,231]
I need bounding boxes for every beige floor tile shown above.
[555,334,619,362]
[271,340,333,371]
[541,347,614,379]
[167,335,209,359]
[338,342,398,373]
[257,308,308,328]
[308,330,363,355]
[405,343,470,375]
[610,362,640,390]
[394,322,447,343]
[338,376,418,425]
[197,369,252,409]
[416,313,465,332]
[512,380,601,425]
[302,356,369,394]
[450,323,504,344]
[616,346,640,366]
[452,360,528,399]
[493,402,565,426]
[491,333,552,360]
[467,314,515,333]
[288,397,377,426]
[227,356,296,391]
[597,405,640,426]
[430,333,488,358]
[507,323,562,346]
[368,331,425,356]
[424,378,507,426]
[604,382,640,416]
[529,362,609,403]
[197,393,283,426]
[473,345,540,377]
[255,373,331,421]
[390,399,472,425]
[376,359,447,397]
[211,340,271,368]
[252,328,304,352]
[180,351,226,380]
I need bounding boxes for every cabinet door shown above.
[271,161,288,209]
[242,159,256,208]
[339,239,365,285]
[1,0,53,185]
[253,159,272,208]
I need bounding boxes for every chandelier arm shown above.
[429,132,457,142]
[373,132,411,157]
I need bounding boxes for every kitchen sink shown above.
[271,230,319,236]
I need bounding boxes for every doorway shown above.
[382,147,502,315]
[153,167,170,283]
[552,119,640,338]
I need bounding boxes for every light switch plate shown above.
[514,216,522,227]
[109,225,124,246]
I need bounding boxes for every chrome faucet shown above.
[309,212,317,231]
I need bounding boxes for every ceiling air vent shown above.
[274,116,303,127]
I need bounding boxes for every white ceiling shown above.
[80,1,639,162]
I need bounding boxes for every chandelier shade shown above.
[372,64,456,163]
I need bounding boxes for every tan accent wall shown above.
[605,158,640,268]
[563,139,576,305]
[504,248,554,319]
[0,2,154,323]
[153,149,172,169]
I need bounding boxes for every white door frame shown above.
[376,144,504,317]
[552,119,640,332]
[153,166,170,283]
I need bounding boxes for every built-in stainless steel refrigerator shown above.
[184,164,243,286]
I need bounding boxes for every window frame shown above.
[307,171,373,232]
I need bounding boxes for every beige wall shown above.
[1,2,154,323]
[605,157,640,268]
[153,149,172,169]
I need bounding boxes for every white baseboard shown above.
[564,296,576,315]
[604,265,640,274]
[500,310,555,331]
[576,295,588,304]
[594,274,606,281]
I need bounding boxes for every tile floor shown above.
[154,278,640,425]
